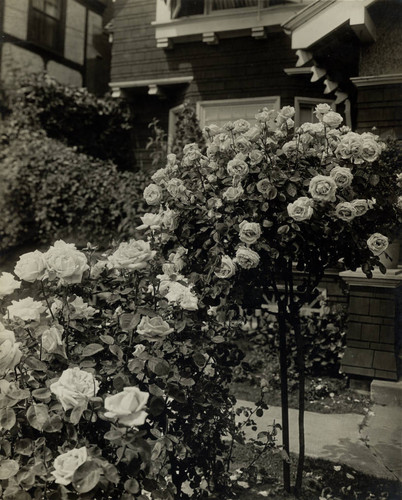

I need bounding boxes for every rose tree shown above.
[141,103,401,493]
[0,239,253,499]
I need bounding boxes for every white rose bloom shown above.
[314,103,332,120]
[90,260,108,279]
[244,126,262,142]
[334,202,357,222]
[0,324,22,376]
[308,175,337,202]
[179,291,198,311]
[161,208,179,232]
[335,132,364,164]
[0,273,21,298]
[52,447,88,485]
[235,136,252,153]
[256,178,274,197]
[163,281,198,311]
[223,185,244,202]
[351,199,370,216]
[137,316,173,342]
[239,221,262,245]
[108,240,156,270]
[14,250,47,283]
[42,324,66,356]
[367,233,389,256]
[322,111,343,128]
[137,212,163,231]
[227,158,249,178]
[7,297,46,322]
[45,241,89,285]
[50,367,99,411]
[361,137,382,163]
[287,197,314,221]
[104,387,149,427]
[203,124,221,137]
[143,183,163,205]
[151,168,168,186]
[69,296,97,320]
[166,178,191,203]
[235,246,260,269]
[329,166,353,189]
[248,149,264,165]
[215,256,236,279]
[133,344,146,356]
[233,119,251,134]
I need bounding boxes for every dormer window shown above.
[28,0,65,53]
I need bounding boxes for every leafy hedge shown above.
[3,72,134,170]
[0,128,149,251]
[236,305,347,388]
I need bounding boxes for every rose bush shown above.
[0,237,252,499]
[138,103,401,493]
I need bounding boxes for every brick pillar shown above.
[339,269,402,381]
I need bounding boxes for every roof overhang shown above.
[282,0,377,49]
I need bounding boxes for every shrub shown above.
[138,104,401,493]
[171,101,205,159]
[236,304,347,389]
[3,72,135,170]
[146,101,205,169]
[0,128,149,251]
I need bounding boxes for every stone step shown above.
[371,379,402,406]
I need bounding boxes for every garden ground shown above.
[229,400,401,499]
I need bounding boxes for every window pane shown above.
[32,0,45,10]
[45,0,61,19]
[174,0,204,18]
[212,0,258,10]
[30,8,60,50]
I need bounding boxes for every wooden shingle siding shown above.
[111,0,324,102]
[356,84,402,139]
[111,0,328,169]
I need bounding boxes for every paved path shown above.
[236,400,402,481]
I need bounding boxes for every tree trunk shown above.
[293,310,305,495]
[277,308,291,492]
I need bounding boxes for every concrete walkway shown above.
[236,400,402,482]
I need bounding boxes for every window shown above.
[196,96,281,128]
[171,0,295,18]
[294,97,335,127]
[28,0,65,53]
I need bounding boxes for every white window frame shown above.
[196,95,281,128]
[294,96,335,127]
[153,0,309,45]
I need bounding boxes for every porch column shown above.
[339,269,402,382]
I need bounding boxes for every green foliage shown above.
[3,72,134,170]
[0,128,148,251]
